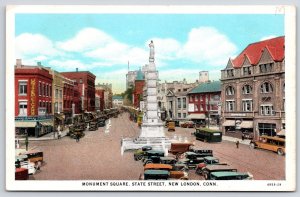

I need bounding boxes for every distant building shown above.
[112,95,124,107]
[221,36,285,138]
[133,69,145,108]
[199,71,209,83]
[187,81,221,126]
[95,83,112,109]
[61,69,96,112]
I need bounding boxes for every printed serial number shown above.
[267,183,282,186]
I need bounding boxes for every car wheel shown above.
[277,148,284,156]
[136,155,143,161]
[250,143,255,149]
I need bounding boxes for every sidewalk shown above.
[18,128,69,141]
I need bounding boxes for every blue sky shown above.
[15,14,284,93]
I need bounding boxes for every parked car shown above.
[209,171,253,180]
[200,165,237,179]
[167,121,176,131]
[190,148,213,157]
[143,170,169,180]
[180,121,195,128]
[168,142,194,159]
[242,131,254,140]
[143,163,188,180]
[134,149,165,161]
[193,128,222,143]
[250,135,285,155]
[195,156,227,175]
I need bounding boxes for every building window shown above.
[54,102,58,113]
[178,113,181,118]
[226,86,235,95]
[59,90,63,99]
[79,78,83,84]
[200,95,203,101]
[177,98,181,109]
[226,101,235,112]
[242,85,252,94]
[242,100,253,111]
[43,84,46,96]
[18,81,27,95]
[189,96,193,102]
[46,84,48,96]
[243,66,252,76]
[259,63,274,73]
[260,82,273,93]
[183,113,187,118]
[195,95,199,101]
[195,104,199,111]
[55,89,58,98]
[183,98,186,108]
[18,101,27,116]
[283,98,285,111]
[200,105,204,111]
[226,69,234,77]
[178,89,181,92]
[260,105,275,116]
[49,85,52,97]
[39,82,41,96]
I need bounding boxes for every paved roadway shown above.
[27,112,285,180]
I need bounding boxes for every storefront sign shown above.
[30,79,36,115]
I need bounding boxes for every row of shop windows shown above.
[18,101,66,116]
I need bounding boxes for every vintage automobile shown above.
[195,156,227,175]
[200,165,237,179]
[182,151,205,169]
[193,128,222,143]
[250,135,285,155]
[209,171,253,180]
[190,148,213,157]
[242,131,254,140]
[134,149,164,161]
[143,164,188,180]
[97,119,106,127]
[167,121,176,132]
[20,150,43,164]
[89,121,98,131]
[168,142,194,159]
[143,170,169,180]
[180,121,195,128]
[143,156,188,172]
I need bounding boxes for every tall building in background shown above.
[221,36,285,139]
[199,71,209,83]
[95,83,112,109]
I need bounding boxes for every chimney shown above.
[16,59,22,67]
[76,68,78,72]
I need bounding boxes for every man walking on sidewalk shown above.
[236,140,240,149]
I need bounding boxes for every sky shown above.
[15,14,284,94]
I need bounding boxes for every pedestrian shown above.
[76,133,80,142]
[236,140,240,148]
[25,135,29,151]
[242,135,245,141]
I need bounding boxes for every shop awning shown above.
[277,130,285,136]
[187,114,206,120]
[240,121,254,128]
[40,121,53,126]
[222,120,235,126]
[15,121,36,128]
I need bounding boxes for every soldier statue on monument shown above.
[149,40,155,62]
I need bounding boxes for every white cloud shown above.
[15,33,60,58]
[159,69,199,83]
[48,59,97,71]
[260,35,276,41]
[179,27,237,66]
[56,28,113,52]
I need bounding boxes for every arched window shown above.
[260,82,273,93]
[226,86,235,95]
[242,85,252,94]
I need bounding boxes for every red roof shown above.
[232,36,284,68]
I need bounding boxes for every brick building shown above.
[61,69,96,112]
[187,81,221,126]
[15,59,53,137]
[95,83,112,109]
[221,36,285,138]
[62,76,75,117]
[133,69,145,109]
[95,88,105,111]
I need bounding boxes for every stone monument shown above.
[139,40,165,138]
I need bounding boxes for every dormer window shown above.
[243,66,252,76]
[226,69,234,77]
[259,63,274,73]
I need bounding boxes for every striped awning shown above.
[240,121,253,128]
[222,120,235,126]
[15,121,36,128]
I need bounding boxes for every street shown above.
[27,112,285,180]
